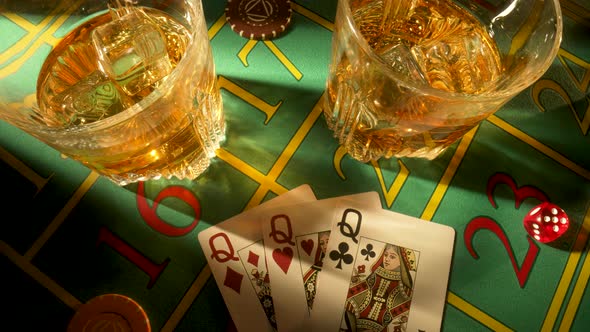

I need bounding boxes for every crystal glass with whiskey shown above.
[324,0,562,161]
[0,0,225,185]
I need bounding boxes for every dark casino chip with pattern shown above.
[225,0,293,40]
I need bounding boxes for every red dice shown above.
[523,202,569,243]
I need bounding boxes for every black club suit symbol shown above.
[361,243,376,261]
[329,242,353,269]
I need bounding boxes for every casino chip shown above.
[225,0,293,40]
[67,294,151,332]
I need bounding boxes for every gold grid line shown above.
[421,126,477,221]
[160,265,212,332]
[559,235,590,331]
[243,93,324,210]
[25,172,99,260]
[291,2,334,31]
[542,206,590,331]
[447,292,513,331]
[487,115,590,180]
[2,240,82,309]
[208,13,226,40]
[418,125,514,329]
[0,0,84,78]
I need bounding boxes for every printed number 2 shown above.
[464,173,547,288]
[465,217,539,288]
[532,49,590,135]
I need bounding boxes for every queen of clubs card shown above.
[342,243,416,332]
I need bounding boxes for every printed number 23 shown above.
[464,173,548,288]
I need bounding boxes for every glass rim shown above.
[338,0,563,102]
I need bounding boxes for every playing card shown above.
[258,192,382,332]
[310,208,455,332]
[197,184,316,332]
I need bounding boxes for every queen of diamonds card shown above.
[238,241,277,330]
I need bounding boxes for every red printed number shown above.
[464,173,548,288]
[136,182,201,237]
[465,217,539,288]
[97,227,170,288]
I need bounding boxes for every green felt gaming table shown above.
[1,0,589,331]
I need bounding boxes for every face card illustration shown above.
[310,208,455,332]
[197,185,316,332]
[237,240,276,329]
[342,238,420,331]
[298,230,330,310]
[259,192,381,331]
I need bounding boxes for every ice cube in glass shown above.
[92,9,172,96]
[51,71,134,127]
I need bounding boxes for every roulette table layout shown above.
[1,0,589,331]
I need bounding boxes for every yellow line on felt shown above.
[246,93,324,210]
[560,236,590,331]
[420,126,477,221]
[218,76,282,124]
[333,145,348,180]
[1,11,36,30]
[542,206,590,331]
[0,38,47,78]
[0,0,82,76]
[0,146,53,195]
[506,0,543,62]
[421,127,511,329]
[238,39,258,67]
[24,172,99,260]
[291,2,334,31]
[263,40,303,80]
[267,94,322,180]
[208,13,226,40]
[372,159,409,209]
[560,0,590,27]
[0,31,60,78]
[1,240,82,309]
[161,265,212,332]
[487,115,590,180]
[215,148,288,201]
[420,127,514,329]
[447,292,513,331]
[0,11,54,63]
[556,48,590,92]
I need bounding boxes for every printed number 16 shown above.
[464,173,548,288]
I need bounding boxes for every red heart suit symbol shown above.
[272,247,293,274]
[301,239,314,256]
